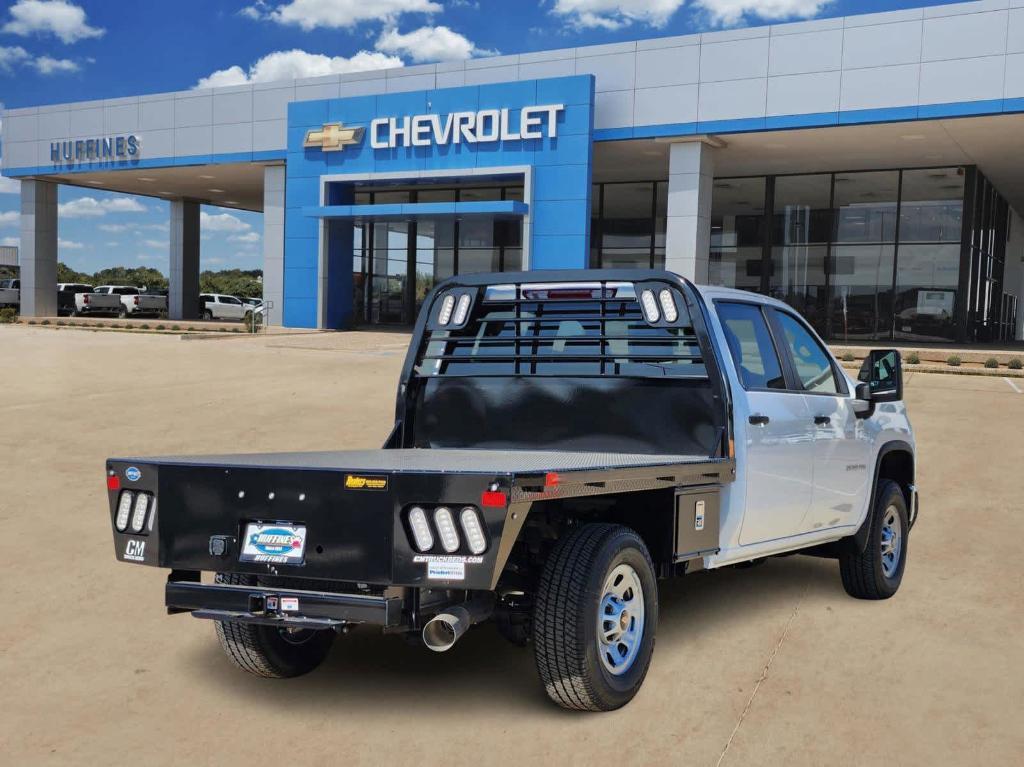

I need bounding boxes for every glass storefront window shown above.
[894,243,960,341]
[900,168,964,243]
[770,174,831,333]
[710,177,765,290]
[829,244,895,342]
[833,171,899,243]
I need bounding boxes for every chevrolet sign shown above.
[303,123,365,152]
[371,104,564,149]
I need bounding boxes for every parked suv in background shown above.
[200,294,250,321]
[0,278,19,308]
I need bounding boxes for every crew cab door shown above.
[717,302,815,544]
[768,309,872,532]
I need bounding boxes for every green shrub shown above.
[1009,358,1023,370]
[140,323,150,330]
[56,320,66,326]
[156,324,165,331]
[27,319,36,325]
[946,354,961,367]
[187,326,197,332]
[906,351,920,365]
[171,324,181,331]
[841,351,855,362]
[0,307,17,323]
[40,319,50,326]
[984,357,999,369]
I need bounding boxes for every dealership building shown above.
[3,0,1024,343]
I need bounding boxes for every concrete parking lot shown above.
[1,325,1021,766]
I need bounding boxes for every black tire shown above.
[213,573,335,678]
[202,309,213,321]
[117,305,128,318]
[839,480,909,600]
[533,523,658,711]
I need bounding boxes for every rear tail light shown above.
[133,295,139,305]
[115,491,133,532]
[437,295,455,325]
[407,507,434,552]
[640,289,660,323]
[459,507,487,555]
[433,507,460,553]
[83,294,90,305]
[130,493,151,533]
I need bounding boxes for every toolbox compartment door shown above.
[674,486,721,560]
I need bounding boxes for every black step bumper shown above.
[166,579,404,629]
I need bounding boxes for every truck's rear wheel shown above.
[213,573,335,678]
[533,524,658,711]
[839,480,909,600]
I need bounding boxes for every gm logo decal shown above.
[303,122,365,152]
[125,466,142,482]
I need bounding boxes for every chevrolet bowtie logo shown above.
[303,122,365,152]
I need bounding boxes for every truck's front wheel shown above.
[533,524,658,711]
[213,573,335,678]
[839,480,909,600]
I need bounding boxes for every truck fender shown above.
[848,440,915,555]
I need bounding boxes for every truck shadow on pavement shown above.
[185,555,842,714]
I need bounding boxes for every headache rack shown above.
[414,280,708,379]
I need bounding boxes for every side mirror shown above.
[857,349,903,403]
[852,382,873,417]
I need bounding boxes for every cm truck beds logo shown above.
[124,539,145,562]
[345,474,387,490]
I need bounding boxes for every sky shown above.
[0,0,964,275]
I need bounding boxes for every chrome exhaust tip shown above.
[422,606,471,652]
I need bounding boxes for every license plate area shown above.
[239,522,307,565]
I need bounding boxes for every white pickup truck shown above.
[0,278,19,308]
[75,285,167,318]
[107,270,917,711]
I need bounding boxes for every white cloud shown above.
[200,211,251,233]
[1,235,18,246]
[550,0,828,29]
[195,48,403,89]
[375,25,495,63]
[229,231,261,243]
[695,0,830,24]
[58,237,83,249]
[0,210,18,226]
[0,176,21,194]
[142,238,167,248]
[31,54,78,74]
[253,0,441,31]
[0,45,30,72]
[551,0,685,29]
[2,0,104,44]
[98,223,130,232]
[58,196,147,217]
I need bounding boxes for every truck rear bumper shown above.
[166,579,404,629]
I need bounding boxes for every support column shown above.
[262,165,285,326]
[169,199,200,321]
[19,180,58,317]
[665,141,715,282]
[321,182,354,329]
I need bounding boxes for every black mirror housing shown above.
[857,349,903,403]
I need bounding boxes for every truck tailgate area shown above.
[107,449,733,587]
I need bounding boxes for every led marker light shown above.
[460,507,487,555]
[659,289,678,322]
[115,491,133,532]
[433,507,460,553]
[640,289,660,323]
[438,295,456,325]
[131,493,150,533]
[453,294,471,325]
[408,507,434,552]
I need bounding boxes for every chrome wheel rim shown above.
[597,563,645,676]
[880,505,902,579]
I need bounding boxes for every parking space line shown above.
[1005,378,1022,394]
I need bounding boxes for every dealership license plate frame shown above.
[239,522,307,565]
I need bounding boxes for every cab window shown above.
[717,302,786,390]
[774,311,839,394]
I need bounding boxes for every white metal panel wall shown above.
[3,1,1024,170]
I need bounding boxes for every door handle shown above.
[749,414,770,425]
[814,415,831,426]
